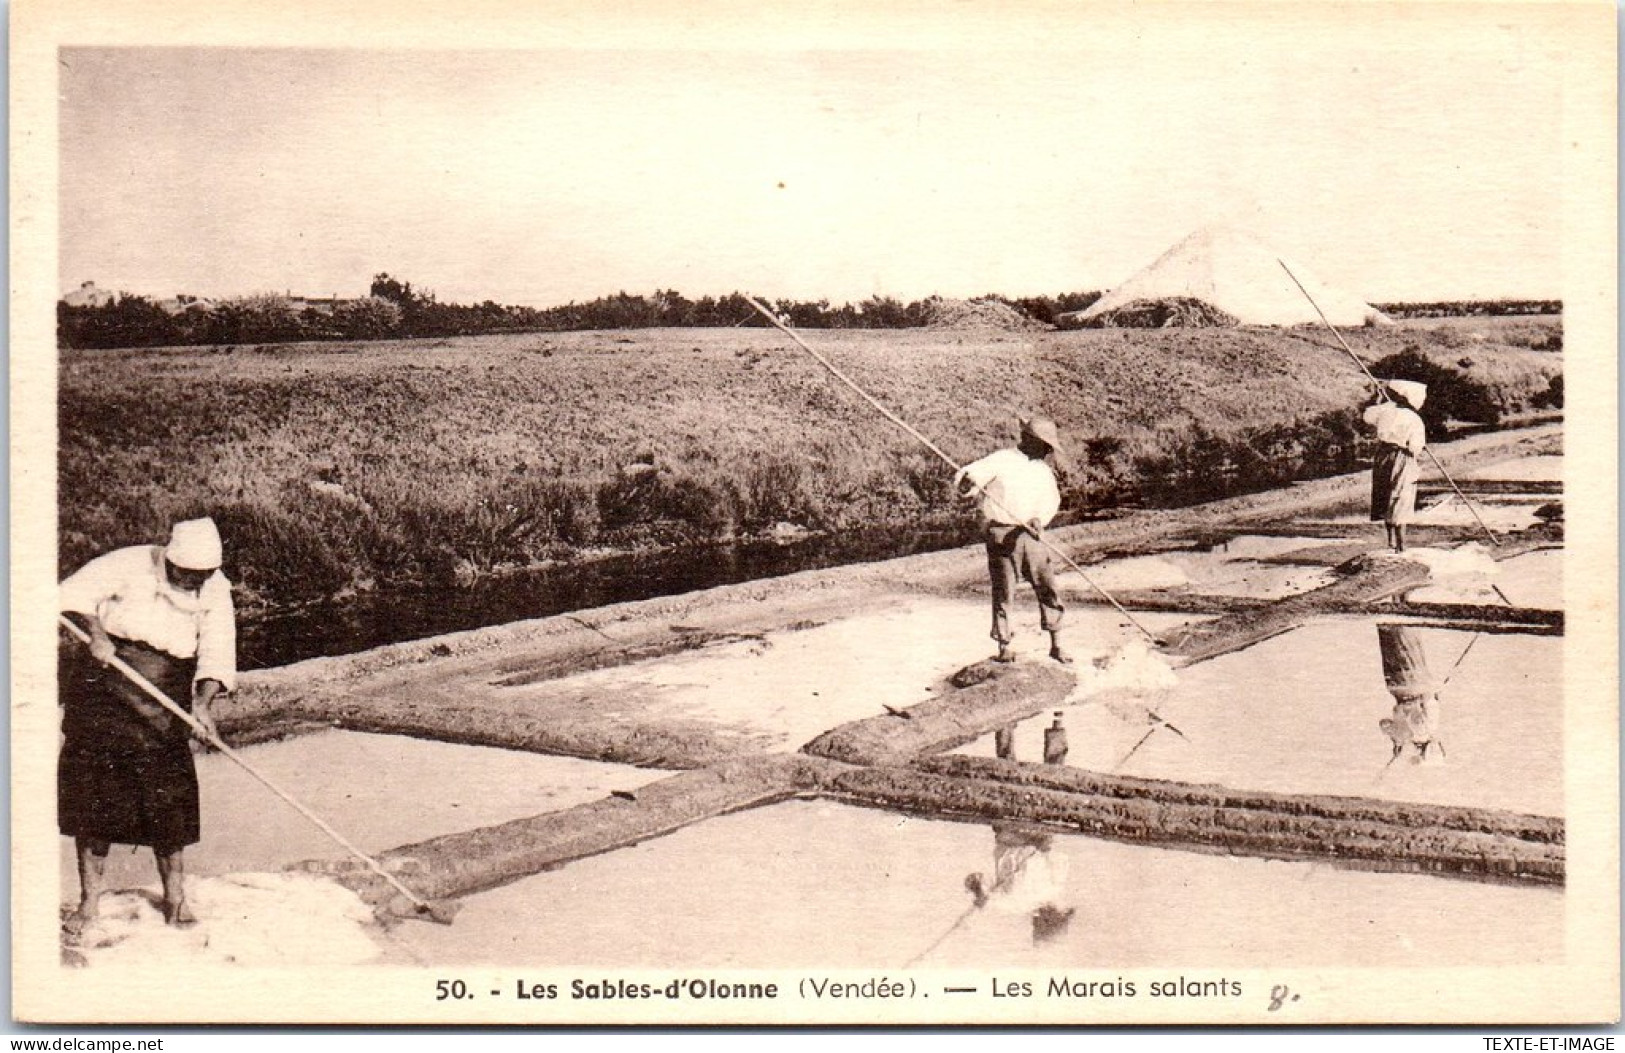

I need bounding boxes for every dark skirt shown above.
[1370,444,1421,525]
[1377,623,1437,699]
[58,635,200,851]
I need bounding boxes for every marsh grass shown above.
[59,320,1561,616]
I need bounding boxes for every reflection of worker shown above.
[1363,381,1428,553]
[953,418,1070,665]
[58,518,236,933]
[1376,623,1442,763]
[997,713,1070,766]
[966,716,1076,943]
[964,825,1076,945]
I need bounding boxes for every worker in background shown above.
[954,418,1071,665]
[1363,380,1428,553]
[58,517,236,934]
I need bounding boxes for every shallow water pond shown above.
[1406,548,1562,610]
[389,798,1560,970]
[958,620,1562,817]
[472,598,1200,751]
[1460,455,1563,483]
[1101,535,1339,600]
[60,729,664,893]
[1324,495,1545,532]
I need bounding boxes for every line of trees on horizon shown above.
[56,274,1106,349]
[1372,299,1563,319]
[57,272,1560,350]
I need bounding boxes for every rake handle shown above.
[1278,258,1387,399]
[58,615,439,917]
[744,296,1163,646]
[1421,447,1500,546]
[1277,259,1500,548]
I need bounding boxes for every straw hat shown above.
[1020,417,1063,453]
[166,517,223,571]
[1385,380,1428,410]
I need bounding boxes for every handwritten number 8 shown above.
[1268,985,1296,1011]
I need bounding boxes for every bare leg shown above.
[1030,547,1068,664]
[64,838,109,934]
[155,849,196,927]
[1394,525,1407,553]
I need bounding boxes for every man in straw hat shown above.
[1362,380,1428,553]
[954,418,1071,664]
[58,517,236,933]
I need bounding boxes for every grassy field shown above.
[58,317,1561,616]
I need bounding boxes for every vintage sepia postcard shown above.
[10,0,1618,1029]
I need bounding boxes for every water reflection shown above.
[239,522,984,668]
[966,714,1077,945]
[1376,623,1444,765]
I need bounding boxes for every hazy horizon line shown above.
[61,277,1565,310]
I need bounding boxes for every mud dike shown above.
[223,426,1564,921]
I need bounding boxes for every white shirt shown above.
[954,448,1061,527]
[988,838,1071,915]
[1363,403,1426,455]
[60,545,237,691]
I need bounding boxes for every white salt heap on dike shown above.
[62,873,386,968]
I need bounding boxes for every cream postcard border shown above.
[9,0,1618,1026]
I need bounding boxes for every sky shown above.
[57,6,1577,307]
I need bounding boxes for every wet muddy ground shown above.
[59,426,1566,970]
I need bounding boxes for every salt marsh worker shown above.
[58,517,236,933]
[954,418,1070,665]
[1363,380,1428,553]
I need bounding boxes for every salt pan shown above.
[1071,557,1190,592]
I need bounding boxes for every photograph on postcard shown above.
[11,0,1618,1027]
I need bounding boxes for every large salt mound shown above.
[1061,227,1388,328]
